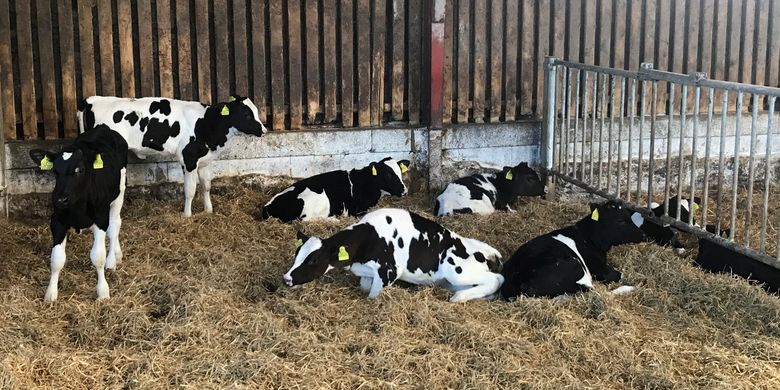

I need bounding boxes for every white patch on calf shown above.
[631,212,645,227]
[650,202,660,209]
[552,234,593,288]
[436,180,496,216]
[297,188,331,221]
[62,152,72,161]
[284,236,323,283]
[382,159,408,196]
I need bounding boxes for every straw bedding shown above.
[1,176,779,389]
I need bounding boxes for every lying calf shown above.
[435,162,546,216]
[282,208,504,302]
[500,200,646,299]
[631,196,700,253]
[262,157,410,222]
[29,125,128,301]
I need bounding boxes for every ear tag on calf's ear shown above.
[399,163,409,173]
[338,246,350,261]
[227,95,236,102]
[93,153,104,169]
[505,170,514,180]
[40,156,54,170]
[295,238,303,248]
[692,201,700,215]
[591,209,599,221]
[371,165,378,176]
[220,105,230,116]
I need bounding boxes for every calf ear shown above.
[501,166,514,180]
[296,231,310,242]
[397,160,410,173]
[517,162,529,168]
[29,149,56,171]
[588,202,599,212]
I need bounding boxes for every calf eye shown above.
[74,168,81,174]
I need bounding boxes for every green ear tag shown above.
[40,156,54,170]
[93,153,104,169]
[338,246,349,261]
[692,201,700,215]
[371,165,378,176]
[591,209,599,221]
[295,238,303,248]
[399,162,408,173]
[220,105,230,116]
[505,170,514,180]
[227,95,237,102]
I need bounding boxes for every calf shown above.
[500,200,646,299]
[29,125,128,301]
[631,196,700,253]
[434,162,547,216]
[262,157,411,222]
[78,95,267,216]
[282,208,504,302]
[694,225,780,293]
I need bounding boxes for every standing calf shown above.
[282,208,504,302]
[79,95,267,216]
[30,125,128,301]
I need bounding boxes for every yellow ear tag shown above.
[692,202,700,215]
[338,246,350,261]
[591,208,599,221]
[295,238,303,248]
[371,165,378,176]
[227,95,237,102]
[505,170,514,180]
[93,153,104,169]
[220,105,230,116]
[40,156,54,170]
[399,163,408,173]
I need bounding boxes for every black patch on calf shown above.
[124,111,139,126]
[474,253,486,263]
[79,100,96,130]
[386,216,392,224]
[392,229,398,238]
[182,136,209,172]
[139,117,149,132]
[141,118,181,151]
[447,258,455,265]
[453,175,497,203]
[455,266,462,274]
[453,208,473,214]
[397,237,404,248]
[149,99,172,115]
[113,111,124,123]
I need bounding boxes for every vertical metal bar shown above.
[729,92,743,241]
[542,57,557,196]
[648,80,658,208]
[580,72,589,180]
[664,84,676,216]
[0,63,5,218]
[743,93,759,246]
[616,77,626,197]
[637,65,651,205]
[604,75,613,192]
[590,73,598,184]
[557,66,569,176]
[716,90,729,233]
[760,97,775,252]
[572,70,582,177]
[562,67,572,177]
[676,85,687,221]
[627,78,636,203]
[689,86,700,226]
[702,88,715,227]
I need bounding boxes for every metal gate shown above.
[540,57,780,268]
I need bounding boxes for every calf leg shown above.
[90,225,110,300]
[44,225,68,302]
[198,165,214,213]
[105,168,126,270]
[183,170,199,217]
[359,277,373,292]
[448,273,504,302]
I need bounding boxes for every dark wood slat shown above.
[753,0,769,86]
[0,0,15,139]
[656,0,670,114]
[597,0,611,67]
[407,0,421,125]
[712,0,729,111]
[612,0,626,114]
[305,0,320,122]
[489,0,503,122]
[536,0,550,116]
[195,0,211,102]
[213,0,230,101]
[520,0,534,116]
[740,0,756,85]
[250,0,267,122]
[457,0,471,122]
[391,0,405,120]
[117,0,135,97]
[698,0,714,112]
[472,0,487,123]
[158,0,174,98]
[642,0,657,63]
[371,0,385,125]
[15,0,36,139]
[57,0,77,137]
[36,0,58,138]
[768,0,780,88]
[566,0,580,62]
[685,0,700,109]
[627,0,641,70]
[97,0,115,96]
[341,0,355,127]
[503,0,517,121]
[137,0,155,96]
[269,0,285,129]
[581,0,595,65]
[80,0,98,98]
[726,0,742,111]
[322,0,337,122]
[670,0,685,73]
[233,0,248,97]
[551,0,565,57]
[357,0,371,127]
[176,0,194,100]
[288,0,303,129]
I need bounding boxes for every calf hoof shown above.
[182,211,193,218]
[44,289,58,302]
[96,282,110,300]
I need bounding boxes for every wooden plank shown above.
[15,0,36,139]
[753,0,769,86]
[581,0,595,65]
[726,0,742,111]
[741,0,756,85]
[195,0,211,102]
[685,0,700,109]
[341,0,354,127]
[627,0,641,70]
[117,0,135,97]
[80,0,98,98]
[232,0,248,97]
[551,0,565,57]
[322,0,337,122]
[36,0,59,138]
[768,0,780,88]
[712,0,729,111]
[503,0,518,120]
[391,0,405,120]
[269,0,285,129]
[305,0,320,122]
[642,0,657,64]
[407,0,422,124]
[250,0,267,121]
[567,0,580,62]
[473,0,487,122]
[214,0,230,101]
[97,0,115,96]
[670,0,685,73]
[597,0,611,66]
[655,0,670,114]
[371,0,385,125]
[176,0,194,100]
[536,0,550,116]
[288,0,303,129]
[699,0,714,112]
[612,0,626,115]
[489,0,503,122]
[137,0,155,96]
[0,0,15,139]
[457,0,471,122]
[58,0,77,137]
[157,0,174,98]
[520,0,534,116]
[357,0,371,126]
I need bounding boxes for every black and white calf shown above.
[282,208,504,302]
[29,125,128,301]
[78,95,267,216]
[434,162,547,216]
[500,200,646,299]
[631,196,700,253]
[262,157,411,222]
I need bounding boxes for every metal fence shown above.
[541,57,780,268]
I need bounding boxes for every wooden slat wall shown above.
[1,0,779,139]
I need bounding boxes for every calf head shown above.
[496,162,547,197]
[30,147,94,210]
[654,196,701,225]
[370,157,411,197]
[584,200,647,247]
[217,95,268,136]
[283,231,341,287]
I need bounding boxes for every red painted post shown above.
[430,0,445,129]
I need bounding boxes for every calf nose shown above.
[55,197,69,207]
[544,186,549,194]
[282,274,293,287]
[261,122,268,134]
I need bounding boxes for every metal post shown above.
[676,85,687,221]
[689,85,701,226]
[572,70,581,177]
[716,90,729,233]
[664,84,676,216]
[760,97,775,253]
[702,88,714,227]
[744,93,759,246]
[626,78,636,202]
[542,57,558,198]
[0,60,6,219]
[616,77,626,197]
[730,92,743,241]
